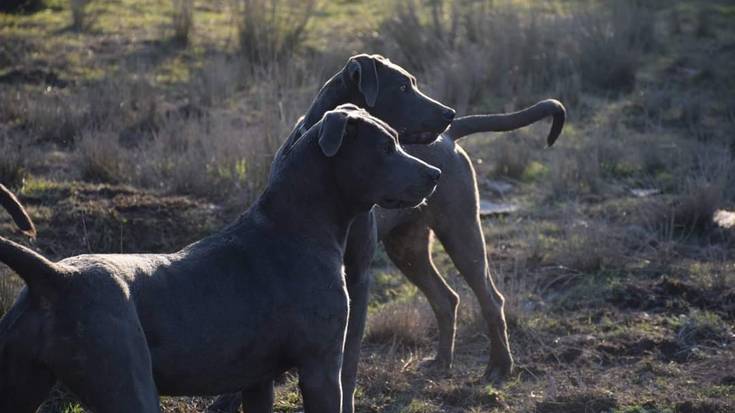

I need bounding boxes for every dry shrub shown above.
[77,111,272,206]
[231,0,318,65]
[0,89,86,145]
[77,129,130,183]
[172,0,194,45]
[366,298,434,348]
[371,0,654,111]
[572,1,654,93]
[76,56,325,206]
[190,56,247,107]
[548,146,602,199]
[635,144,735,243]
[675,309,732,348]
[0,72,156,146]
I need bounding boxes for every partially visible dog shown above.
[0,105,441,413]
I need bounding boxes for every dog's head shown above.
[316,104,441,209]
[342,54,455,145]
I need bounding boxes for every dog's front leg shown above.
[299,356,344,413]
[240,380,274,413]
[341,212,376,413]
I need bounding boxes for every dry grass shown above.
[365,298,434,349]
[490,135,533,180]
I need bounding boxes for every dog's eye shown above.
[400,84,408,92]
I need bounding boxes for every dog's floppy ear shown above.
[347,55,379,107]
[318,111,349,157]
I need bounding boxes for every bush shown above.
[232,0,318,66]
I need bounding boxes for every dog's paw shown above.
[418,356,452,374]
[483,362,513,385]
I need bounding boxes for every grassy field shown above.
[1,0,734,412]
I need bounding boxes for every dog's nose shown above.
[442,108,456,122]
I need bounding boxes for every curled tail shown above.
[444,99,566,147]
[1,183,62,299]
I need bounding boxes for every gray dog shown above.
[0,105,441,413]
[210,55,564,413]
[376,99,565,377]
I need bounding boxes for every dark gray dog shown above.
[210,56,564,413]
[0,105,441,413]
[272,53,455,413]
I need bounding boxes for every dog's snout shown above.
[442,108,456,122]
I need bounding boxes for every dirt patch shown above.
[596,337,658,364]
[535,391,617,413]
[0,68,69,88]
[675,400,733,413]
[610,277,735,320]
[17,182,225,257]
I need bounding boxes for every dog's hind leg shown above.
[0,361,55,413]
[383,221,460,370]
[0,292,56,412]
[432,210,513,383]
[0,344,56,413]
[48,305,161,413]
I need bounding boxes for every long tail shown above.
[444,99,566,147]
[1,183,61,299]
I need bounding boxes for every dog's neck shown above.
[270,70,357,172]
[301,71,357,131]
[254,127,359,252]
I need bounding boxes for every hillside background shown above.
[1,0,734,412]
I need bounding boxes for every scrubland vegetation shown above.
[0,0,733,412]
